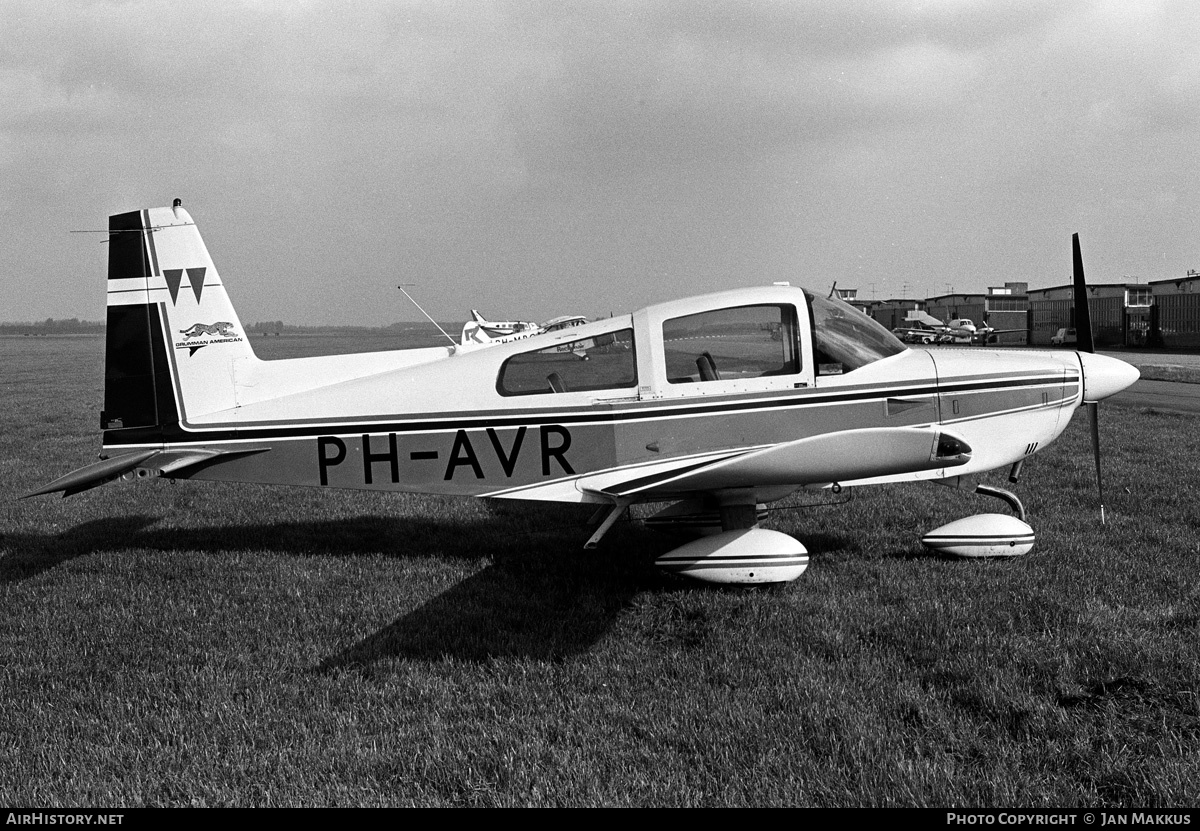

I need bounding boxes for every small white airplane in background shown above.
[967,321,1028,346]
[894,314,976,344]
[542,315,590,334]
[27,201,1139,585]
[459,311,590,351]
[940,318,980,342]
[895,315,1024,346]
[459,310,541,349]
[933,317,1029,346]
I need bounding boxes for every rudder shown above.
[103,203,256,441]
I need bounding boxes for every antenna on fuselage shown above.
[397,285,457,347]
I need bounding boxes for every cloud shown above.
[1,1,1198,324]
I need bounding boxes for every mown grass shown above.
[1,336,1198,807]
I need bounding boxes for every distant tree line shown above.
[249,320,389,335]
[248,320,457,335]
[2,317,462,337]
[0,317,105,336]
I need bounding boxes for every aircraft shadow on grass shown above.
[318,528,868,670]
[1,510,861,664]
[0,515,160,583]
[2,508,630,572]
[0,510,659,661]
[318,548,648,668]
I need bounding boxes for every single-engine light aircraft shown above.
[28,202,1139,584]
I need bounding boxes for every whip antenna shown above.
[397,285,457,347]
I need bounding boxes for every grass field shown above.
[2,336,1198,807]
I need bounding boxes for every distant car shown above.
[1051,327,1076,346]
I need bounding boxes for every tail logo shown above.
[175,321,242,356]
[180,322,237,338]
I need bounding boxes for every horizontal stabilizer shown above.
[149,447,271,476]
[586,426,971,499]
[22,450,158,498]
[23,447,270,498]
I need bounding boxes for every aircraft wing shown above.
[580,425,971,500]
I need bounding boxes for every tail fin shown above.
[103,203,256,439]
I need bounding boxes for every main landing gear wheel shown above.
[654,527,809,584]
[651,498,808,585]
[921,483,1034,558]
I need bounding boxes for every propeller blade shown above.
[1088,401,1105,525]
[1071,233,1096,354]
[1075,235,1105,522]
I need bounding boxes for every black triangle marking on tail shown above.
[164,268,183,304]
[186,267,206,303]
[162,267,208,305]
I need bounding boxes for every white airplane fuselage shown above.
[27,204,1142,585]
[90,206,1138,510]
[114,338,1097,503]
[36,205,1137,546]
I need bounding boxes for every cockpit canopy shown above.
[493,285,908,397]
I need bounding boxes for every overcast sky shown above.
[2,0,1198,326]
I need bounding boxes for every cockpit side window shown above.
[497,329,636,395]
[806,293,905,375]
[663,305,800,384]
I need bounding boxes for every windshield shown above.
[806,293,906,375]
